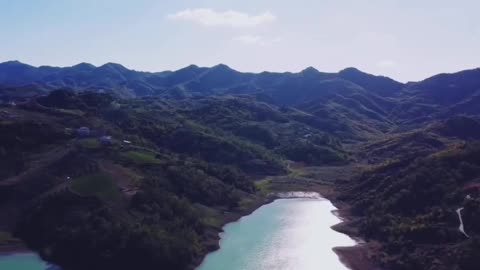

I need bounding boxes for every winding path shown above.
[456,207,470,238]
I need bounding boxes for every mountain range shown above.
[2,61,480,139]
[0,61,403,98]
[1,60,480,270]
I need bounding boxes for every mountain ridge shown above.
[3,60,480,140]
[0,60,405,96]
[2,60,480,270]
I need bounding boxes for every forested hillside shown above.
[0,90,346,270]
[339,118,480,270]
[1,62,480,270]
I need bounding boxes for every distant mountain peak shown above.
[185,64,199,69]
[339,67,402,82]
[301,66,320,74]
[212,64,234,71]
[71,62,96,70]
[338,67,403,95]
[4,60,22,64]
[99,62,128,71]
[339,67,364,74]
[174,64,203,75]
[207,64,240,76]
[0,60,29,67]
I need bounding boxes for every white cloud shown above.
[232,35,282,46]
[167,8,276,27]
[233,35,262,45]
[376,60,397,68]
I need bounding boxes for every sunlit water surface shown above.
[197,198,356,270]
[0,253,50,270]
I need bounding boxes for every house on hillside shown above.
[77,127,91,137]
[99,135,113,145]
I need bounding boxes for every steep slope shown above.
[0,61,403,103]
[0,90,348,270]
[5,61,480,129]
[402,68,480,105]
[339,67,404,97]
[3,61,480,270]
[0,61,408,141]
[0,61,59,86]
[391,68,480,125]
[338,117,480,270]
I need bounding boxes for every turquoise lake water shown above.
[0,253,48,270]
[197,198,356,270]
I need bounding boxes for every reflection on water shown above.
[197,198,356,270]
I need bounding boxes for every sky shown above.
[1,0,479,82]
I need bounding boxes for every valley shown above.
[197,197,357,270]
[0,61,480,270]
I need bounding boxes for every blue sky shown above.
[1,0,479,82]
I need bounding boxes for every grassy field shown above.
[121,151,162,165]
[71,173,120,201]
[78,138,101,149]
[55,108,85,116]
[254,178,272,194]
[0,231,13,245]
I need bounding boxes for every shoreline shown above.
[194,184,380,270]
[191,194,277,269]
[0,242,31,255]
[2,183,379,270]
[193,192,328,268]
[328,198,383,270]
[0,250,37,256]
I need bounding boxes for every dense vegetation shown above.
[1,61,480,270]
[0,90,347,270]
[340,128,480,270]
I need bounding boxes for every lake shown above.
[0,252,57,270]
[197,197,356,270]
[0,197,355,270]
